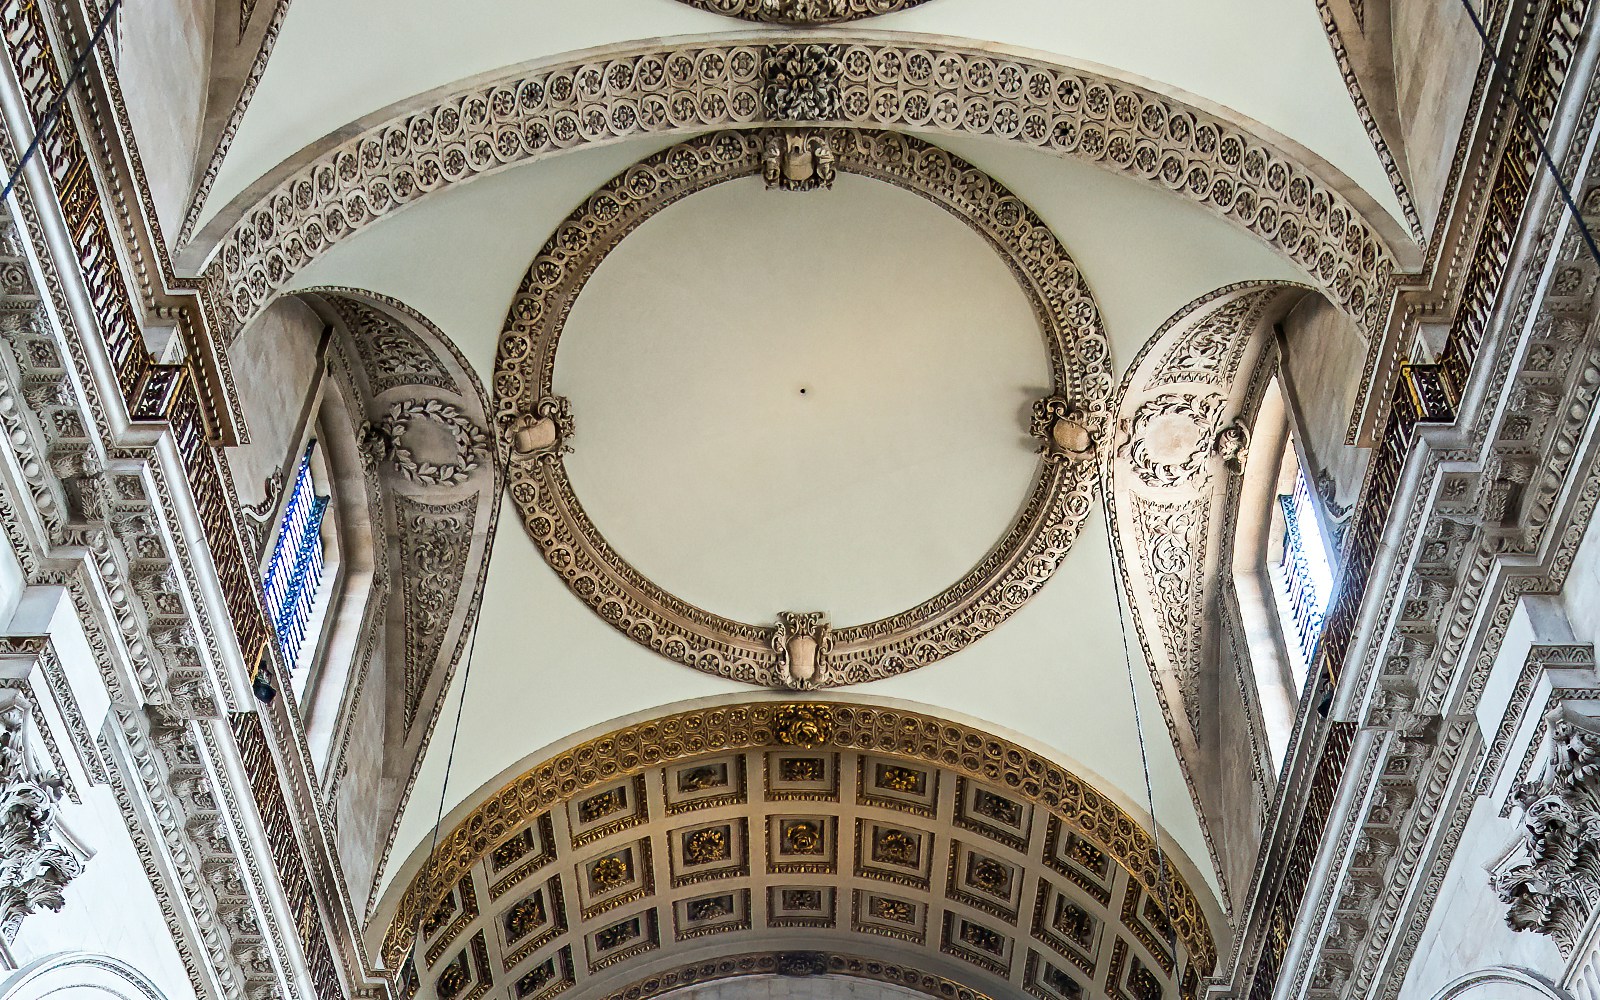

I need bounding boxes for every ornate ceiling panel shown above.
[195,40,1402,343]
[491,129,1105,688]
[379,702,1216,1000]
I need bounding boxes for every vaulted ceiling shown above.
[167,1,1411,995]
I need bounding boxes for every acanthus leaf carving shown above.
[0,689,84,941]
[762,44,843,121]
[1494,708,1600,957]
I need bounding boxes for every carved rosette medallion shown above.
[494,130,1109,688]
[1120,393,1223,489]
[669,0,937,23]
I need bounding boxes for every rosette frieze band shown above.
[197,40,1401,342]
[493,129,1108,687]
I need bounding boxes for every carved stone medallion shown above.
[493,130,1111,689]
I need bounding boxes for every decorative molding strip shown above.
[494,128,1106,687]
[669,0,937,23]
[194,38,1402,344]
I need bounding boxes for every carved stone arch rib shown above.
[185,37,1412,343]
[286,287,501,913]
[1104,280,1315,912]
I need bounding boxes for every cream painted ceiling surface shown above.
[279,134,1313,908]
[199,0,1406,231]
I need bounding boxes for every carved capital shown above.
[0,690,83,941]
[1495,708,1600,956]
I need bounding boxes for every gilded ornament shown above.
[683,828,730,865]
[872,897,914,923]
[778,757,825,782]
[876,764,923,793]
[874,828,919,866]
[589,854,631,892]
[687,895,734,921]
[781,820,823,855]
[969,857,1009,894]
[595,918,640,950]
[774,705,833,748]
[503,895,546,940]
[578,787,627,824]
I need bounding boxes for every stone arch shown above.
[0,953,171,1000]
[371,698,1223,1000]
[1429,967,1574,1000]
[228,287,501,914]
[184,36,1415,343]
[1103,280,1316,906]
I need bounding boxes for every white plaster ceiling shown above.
[279,134,1311,912]
[198,0,1406,231]
[559,174,1046,624]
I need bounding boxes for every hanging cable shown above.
[411,589,486,961]
[1097,452,1178,950]
[0,0,122,202]
[1456,0,1600,269]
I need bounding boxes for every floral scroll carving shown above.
[200,40,1399,343]
[0,690,83,940]
[667,0,938,24]
[494,130,1108,688]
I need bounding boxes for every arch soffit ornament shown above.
[668,0,937,22]
[378,701,1220,990]
[1101,282,1309,856]
[287,288,502,814]
[194,36,1409,343]
[589,955,996,1000]
[494,128,1108,688]
[0,952,170,1000]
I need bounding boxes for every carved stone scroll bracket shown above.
[1493,706,1600,957]
[1031,396,1098,465]
[1212,418,1250,475]
[0,688,85,942]
[762,130,837,191]
[507,395,574,463]
[771,613,832,689]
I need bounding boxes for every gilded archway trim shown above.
[591,953,996,1000]
[194,37,1405,342]
[669,0,938,23]
[493,129,1106,687]
[381,701,1218,978]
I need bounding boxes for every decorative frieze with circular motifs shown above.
[669,0,936,22]
[492,129,1109,689]
[201,40,1398,344]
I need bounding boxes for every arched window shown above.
[1233,375,1341,770]
[1268,453,1336,681]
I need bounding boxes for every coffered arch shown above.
[187,36,1414,343]
[373,701,1222,1000]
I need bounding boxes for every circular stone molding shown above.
[494,129,1110,689]
[670,0,935,23]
